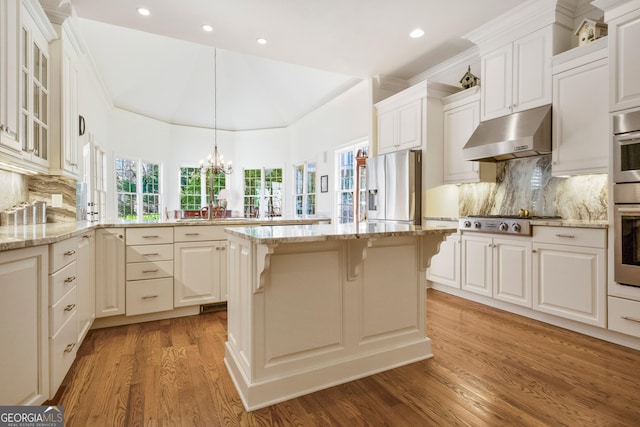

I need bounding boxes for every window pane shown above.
[116,158,137,193]
[180,167,202,210]
[118,193,137,220]
[244,169,261,217]
[295,165,304,195]
[306,194,316,215]
[265,168,283,217]
[307,162,316,194]
[41,55,47,89]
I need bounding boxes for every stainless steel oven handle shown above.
[617,132,640,143]
[617,207,640,213]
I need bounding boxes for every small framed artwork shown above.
[320,175,328,193]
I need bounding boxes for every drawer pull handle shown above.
[64,343,76,353]
[82,234,91,239]
[64,250,76,256]
[622,316,640,324]
[141,295,159,300]
[143,253,160,256]
[185,233,200,236]
[555,234,575,238]
[64,276,76,283]
[64,303,76,312]
[142,269,159,273]
[142,235,160,239]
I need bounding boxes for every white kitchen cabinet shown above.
[427,231,460,289]
[608,296,640,338]
[375,80,458,156]
[551,39,609,176]
[461,234,493,297]
[376,88,423,154]
[608,5,640,111]
[49,20,82,178]
[95,228,125,317]
[48,237,79,396]
[0,0,21,154]
[532,226,607,327]
[461,233,532,307]
[0,245,48,405]
[442,87,496,184]
[19,0,56,171]
[76,230,95,344]
[174,225,228,307]
[125,227,174,316]
[481,25,569,121]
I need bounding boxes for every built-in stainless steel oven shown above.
[614,109,640,183]
[614,183,640,287]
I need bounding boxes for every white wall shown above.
[288,79,372,217]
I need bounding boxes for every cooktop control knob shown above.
[463,220,471,228]
[499,222,508,231]
[512,223,521,233]
[473,221,481,229]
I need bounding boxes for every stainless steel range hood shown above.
[462,104,552,162]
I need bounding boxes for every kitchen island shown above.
[224,222,455,410]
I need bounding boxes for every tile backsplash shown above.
[458,155,608,221]
[0,170,78,223]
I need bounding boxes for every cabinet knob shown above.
[532,249,537,253]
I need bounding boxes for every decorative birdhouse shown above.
[459,65,480,89]
[575,18,608,46]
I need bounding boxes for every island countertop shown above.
[225,222,456,244]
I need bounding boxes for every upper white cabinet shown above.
[442,87,496,184]
[19,0,56,171]
[375,81,457,155]
[375,84,424,154]
[551,38,609,176]
[0,0,21,154]
[481,25,570,121]
[608,4,640,111]
[49,20,82,178]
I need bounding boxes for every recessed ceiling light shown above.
[202,24,213,32]
[256,38,268,45]
[137,7,150,16]
[410,28,424,38]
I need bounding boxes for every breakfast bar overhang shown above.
[224,223,455,411]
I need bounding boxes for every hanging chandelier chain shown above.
[200,47,232,176]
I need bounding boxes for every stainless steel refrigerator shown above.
[367,149,422,224]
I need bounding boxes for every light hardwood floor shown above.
[48,289,640,426]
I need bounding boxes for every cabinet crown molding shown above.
[592,0,640,20]
[464,0,578,53]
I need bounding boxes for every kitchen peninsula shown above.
[224,222,455,410]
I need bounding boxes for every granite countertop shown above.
[225,222,456,244]
[0,216,332,252]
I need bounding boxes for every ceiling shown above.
[62,0,528,131]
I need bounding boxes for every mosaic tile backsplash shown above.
[458,155,608,220]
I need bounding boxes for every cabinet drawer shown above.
[126,244,173,263]
[126,277,173,316]
[49,261,77,305]
[532,226,606,248]
[50,311,78,393]
[49,237,78,272]
[608,296,640,339]
[126,260,173,281]
[49,286,77,337]
[126,227,173,245]
[174,226,227,242]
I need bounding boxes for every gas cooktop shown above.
[459,215,562,235]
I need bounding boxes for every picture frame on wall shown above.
[320,175,328,193]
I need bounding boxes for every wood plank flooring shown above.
[48,289,640,426]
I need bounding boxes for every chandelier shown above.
[200,48,232,176]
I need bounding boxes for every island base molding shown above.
[225,338,432,411]
[224,230,450,411]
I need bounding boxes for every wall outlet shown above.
[51,194,63,208]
